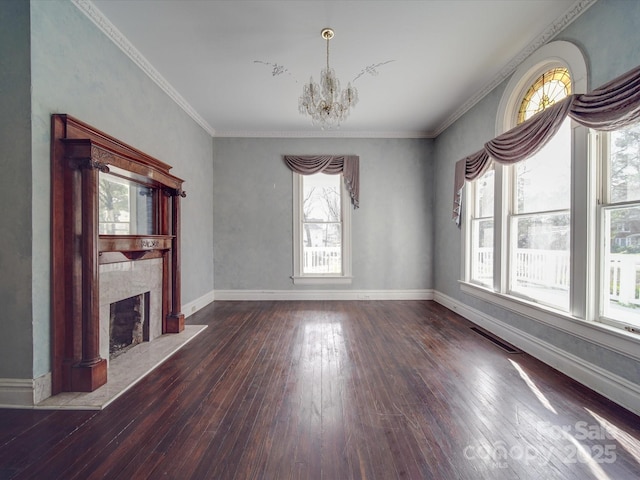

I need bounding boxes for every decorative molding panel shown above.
[434,291,640,417]
[459,281,640,362]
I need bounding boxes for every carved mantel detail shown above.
[89,144,115,172]
[51,114,186,394]
[164,187,187,198]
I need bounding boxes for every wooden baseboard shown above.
[213,289,434,301]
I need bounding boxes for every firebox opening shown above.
[109,292,150,360]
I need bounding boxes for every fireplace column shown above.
[166,188,186,333]
[71,146,109,391]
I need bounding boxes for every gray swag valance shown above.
[453,62,640,225]
[283,155,360,208]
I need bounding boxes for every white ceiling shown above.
[86,0,592,138]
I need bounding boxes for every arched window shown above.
[465,41,588,315]
[517,67,572,124]
[510,66,573,310]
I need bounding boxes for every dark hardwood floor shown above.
[1,300,640,479]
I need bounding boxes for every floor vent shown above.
[470,327,521,354]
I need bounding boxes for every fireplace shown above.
[99,258,164,366]
[109,292,149,359]
[51,114,186,393]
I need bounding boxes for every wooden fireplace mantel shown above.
[99,235,174,263]
[51,114,186,394]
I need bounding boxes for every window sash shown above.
[499,110,573,310]
[599,204,640,329]
[508,209,571,311]
[470,217,494,287]
[598,127,640,329]
[292,173,352,284]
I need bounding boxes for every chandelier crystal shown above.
[299,28,358,129]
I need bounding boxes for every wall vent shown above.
[470,326,521,354]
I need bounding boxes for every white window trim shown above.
[495,41,588,134]
[462,41,591,316]
[496,41,589,313]
[291,172,352,285]
[459,279,640,360]
[465,168,495,289]
[460,40,640,357]
[596,130,640,332]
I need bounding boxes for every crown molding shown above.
[213,130,436,139]
[73,0,595,140]
[433,0,598,137]
[71,0,216,137]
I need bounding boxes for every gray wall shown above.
[15,0,214,379]
[4,0,636,396]
[213,137,433,291]
[0,1,33,379]
[433,0,640,386]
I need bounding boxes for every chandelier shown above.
[299,28,358,129]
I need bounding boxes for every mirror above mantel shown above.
[51,114,186,394]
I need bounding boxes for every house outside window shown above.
[599,122,640,329]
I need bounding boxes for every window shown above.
[510,74,572,309]
[517,67,571,124]
[463,41,587,316]
[600,122,640,329]
[292,172,352,284]
[469,166,494,288]
[461,40,640,341]
[474,66,573,311]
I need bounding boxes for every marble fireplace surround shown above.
[100,258,163,366]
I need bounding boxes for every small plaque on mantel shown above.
[99,235,174,253]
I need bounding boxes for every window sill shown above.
[458,280,640,361]
[291,276,353,286]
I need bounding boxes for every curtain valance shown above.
[284,155,360,208]
[453,63,640,224]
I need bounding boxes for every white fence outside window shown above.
[609,254,640,306]
[303,247,341,274]
[473,248,640,307]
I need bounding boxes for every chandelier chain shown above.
[326,35,330,71]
